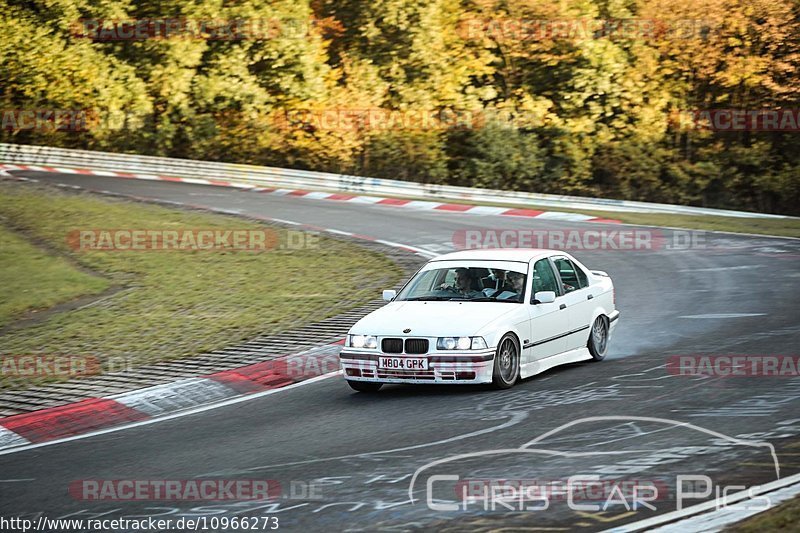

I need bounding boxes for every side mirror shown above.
[382,289,397,302]
[532,291,556,304]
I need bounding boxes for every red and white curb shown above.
[0,343,343,451]
[0,163,622,224]
[0,169,439,257]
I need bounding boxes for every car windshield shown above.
[395,266,527,303]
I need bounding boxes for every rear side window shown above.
[532,259,559,294]
[574,262,588,287]
[552,257,587,292]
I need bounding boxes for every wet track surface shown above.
[1,171,799,531]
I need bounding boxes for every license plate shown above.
[379,357,428,370]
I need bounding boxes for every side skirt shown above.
[519,347,593,379]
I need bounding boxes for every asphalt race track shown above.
[1,171,799,532]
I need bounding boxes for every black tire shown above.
[588,316,609,361]
[492,334,520,389]
[347,380,383,393]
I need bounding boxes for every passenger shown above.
[496,271,526,301]
[481,268,514,292]
[509,271,525,293]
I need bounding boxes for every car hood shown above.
[350,300,520,337]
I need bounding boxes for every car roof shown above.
[429,248,560,263]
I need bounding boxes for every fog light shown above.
[350,335,366,348]
[349,335,377,348]
[471,337,487,350]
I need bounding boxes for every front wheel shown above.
[492,334,520,389]
[588,316,609,360]
[347,380,383,393]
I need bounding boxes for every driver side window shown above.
[532,259,559,295]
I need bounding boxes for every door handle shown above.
[559,303,567,310]
[587,294,594,300]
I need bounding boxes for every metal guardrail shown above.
[0,143,788,219]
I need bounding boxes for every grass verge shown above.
[0,225,110,327]
[726,494,800,532]
[0,180,402,389]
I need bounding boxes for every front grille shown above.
[404,338,429,354]
[382,338,403,353]
[376,369,436,380]
[366,370,476,381]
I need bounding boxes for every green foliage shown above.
[448,125,545,191]
[363,130,448,183]
[1,0,798,214]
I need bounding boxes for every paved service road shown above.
[1,172,799,531]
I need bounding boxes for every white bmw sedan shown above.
[340,249,619,392]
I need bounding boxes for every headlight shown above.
[437,336,487,350]
[439,337,457,350]
[348,335,377,349]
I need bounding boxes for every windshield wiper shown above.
[402,296,453,301]
[449,296,521,302]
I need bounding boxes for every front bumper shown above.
[339,350,495,384]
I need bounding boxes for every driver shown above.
[441,268,482,297]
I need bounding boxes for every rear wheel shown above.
[492,334,519,389]
[588,316,609,360]
[347,380,383,393]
